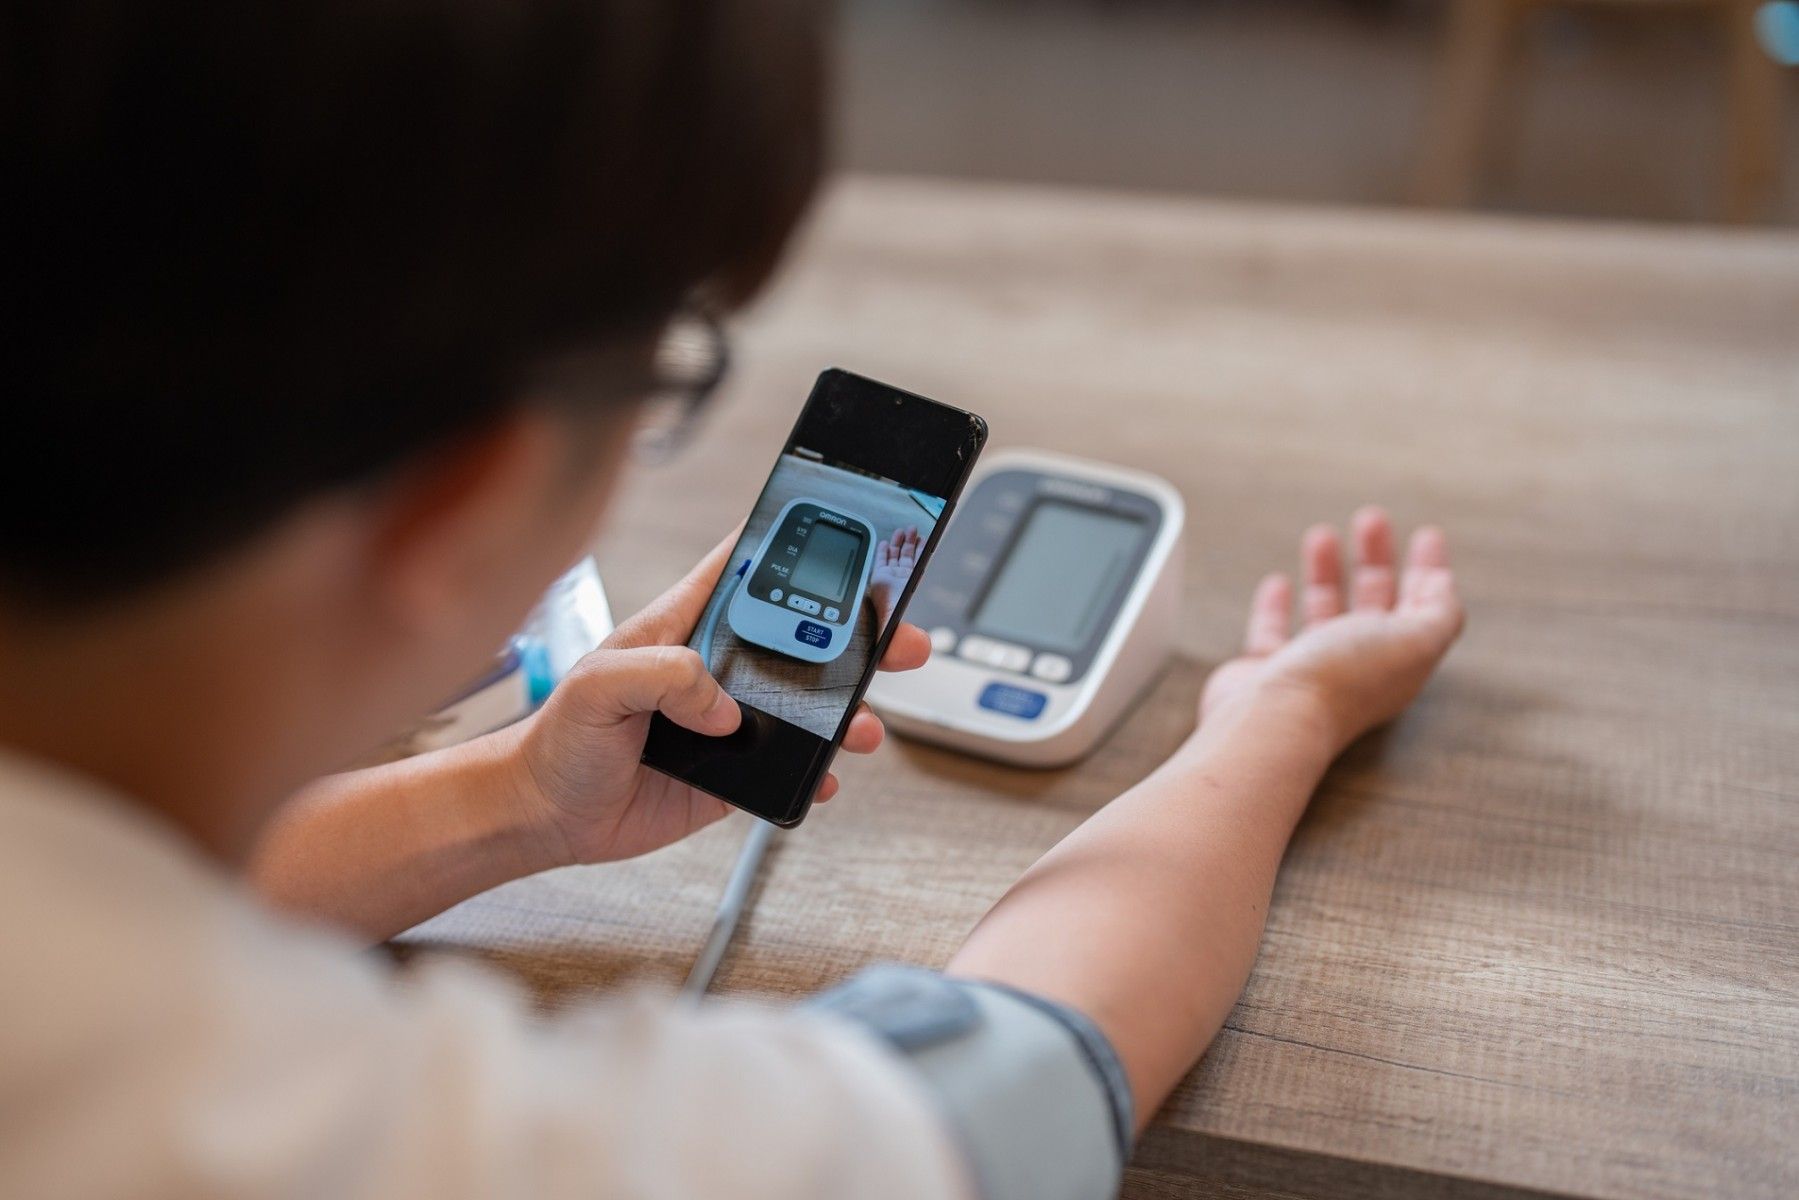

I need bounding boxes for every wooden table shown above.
[401,177,1799,1199]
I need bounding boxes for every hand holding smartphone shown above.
[641,369,986,826]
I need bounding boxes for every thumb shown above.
[606,525,744,650]
[562,645,740,736]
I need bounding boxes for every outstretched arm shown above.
[948,508,1464,1130]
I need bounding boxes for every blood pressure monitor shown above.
[727,497,876,664]
[868,449,1183,766]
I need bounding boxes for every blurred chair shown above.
[1413,0,1785,221]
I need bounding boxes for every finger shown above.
[816,774,840,803]
[1301,524,1345,625]
[569,644,739,735]
[1406,523,1450,570]
[1244,572,1292,655]
[1399,526,1464,645]
[1409,565,1462,618]
[1403,565,1464,651]
[1350,506,1398,611]
[878,622,932,671]
[875,538,891,568]
[1399,525,1453,610]
[605,525,744,649]
[841,706,886,755]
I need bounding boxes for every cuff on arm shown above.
[806,965,1133,1200]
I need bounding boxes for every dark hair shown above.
[3,0,826,608]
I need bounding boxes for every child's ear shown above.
[364,412,565,638]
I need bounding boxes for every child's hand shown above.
[504,534,932,867]
[1201,507,1464,753]
[866,525,921,632]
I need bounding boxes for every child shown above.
[0,3,1462,1198]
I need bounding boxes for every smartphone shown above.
[642,368,987,826]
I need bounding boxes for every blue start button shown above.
[978,681,1047,720]
[794,619,832,649]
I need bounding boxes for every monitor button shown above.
[959,635,1031,673]
[978,681,1047,721]
[823,606,840,623]
[794,620,832,649]
[929,626,958,654]
[992,643,1032,672]
[1031,654,1072,683]
[958,635,1002,666]
[770,588,783,602]
[786,593,807,611]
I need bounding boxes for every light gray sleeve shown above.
[806,964,1133,1200]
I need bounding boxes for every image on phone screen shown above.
[642,368,986,827]
[690,450,945,740]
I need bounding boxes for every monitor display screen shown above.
[790,522,862,602]
[973,501,1146,654]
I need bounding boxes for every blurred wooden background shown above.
[839,0,1799,224]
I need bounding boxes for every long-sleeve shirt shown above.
[0,749,1127,1200]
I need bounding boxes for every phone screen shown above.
[642,369,986,826]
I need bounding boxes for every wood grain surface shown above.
[398,177,1799,1199]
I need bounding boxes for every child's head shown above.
[0,1,825,837]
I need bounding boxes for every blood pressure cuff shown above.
[806,965,1133,1200]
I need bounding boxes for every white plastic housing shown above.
[726,497,875,665]
[868,448,1184,768]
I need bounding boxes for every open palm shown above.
[867,525,921,632]
[1202,507,1464,753]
